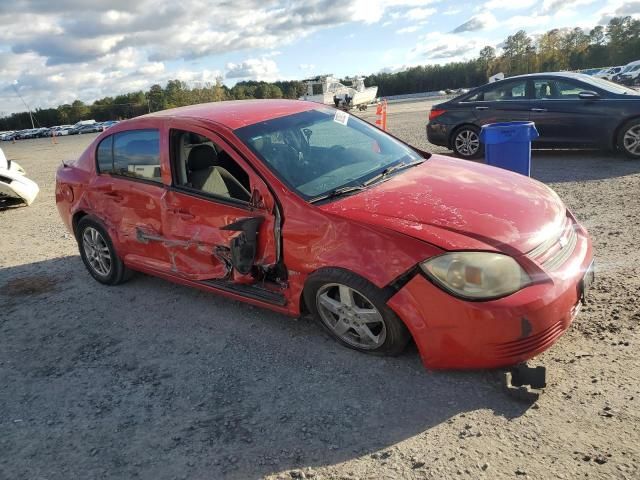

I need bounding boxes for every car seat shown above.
[187,145,251,201]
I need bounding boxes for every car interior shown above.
[172,131,251,202]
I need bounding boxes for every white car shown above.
[617,60,640,85]
[0,147,39,206]
[51,125,74,136]
[594,66,623,81]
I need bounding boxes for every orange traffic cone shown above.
[375,99,387,131]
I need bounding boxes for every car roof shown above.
[499,72,592,82]
[139,99,319,130]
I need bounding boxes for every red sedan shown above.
[55,100,594,369]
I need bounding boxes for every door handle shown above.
[168,208,194,220]
[530,108,547,112]
[475,106,489,110]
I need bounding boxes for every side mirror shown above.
[579,91,600,100]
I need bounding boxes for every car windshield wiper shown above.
[309,185,365,203]
[363,159,425,186]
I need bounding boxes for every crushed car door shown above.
[156,126,279,283]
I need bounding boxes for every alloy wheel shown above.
[316,283,387,350]
[82,227,112,276]
[455,129,480,157]
[623,125,640,156]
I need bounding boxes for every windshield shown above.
[579,74,639,95]
[235,108,424,200]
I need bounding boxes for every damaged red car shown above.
[56,100,594,369]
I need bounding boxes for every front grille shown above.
[493,320,565,359]
[526,214,578,271]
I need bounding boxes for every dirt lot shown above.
[1,101,639,480]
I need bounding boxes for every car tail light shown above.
[429,109,446,121]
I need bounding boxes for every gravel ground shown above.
[1,101,639,480]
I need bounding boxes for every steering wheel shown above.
[268,144,307,184]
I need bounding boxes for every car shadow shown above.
[1,257,534,480]
[531,149,640,183]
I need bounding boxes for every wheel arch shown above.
[71,210,88,238]
[612,115,640,150]
[300,266,414,354]
[299,265,417,335]
[448,122,481,149]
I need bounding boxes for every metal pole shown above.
[12,84,35,128]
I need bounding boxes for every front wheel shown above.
[618,119,640,159]
[452,125,483,159]
[304,269,410,356]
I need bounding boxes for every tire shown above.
[303,268,410,356]
[617,119,640,159]
[76,216,132,285]
[451,125,483,159]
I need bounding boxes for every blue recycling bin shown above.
[479,122,539,176]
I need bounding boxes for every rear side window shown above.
[96,129,161,183]
[483,81,527,101]
[96,135,113,173]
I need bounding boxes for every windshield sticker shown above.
[333,110,349,126]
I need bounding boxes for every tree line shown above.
[1,15,639,131]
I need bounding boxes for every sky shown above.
[0,0,639,115]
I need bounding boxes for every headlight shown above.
[420,252,530,300]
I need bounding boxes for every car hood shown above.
[320,155,566,254]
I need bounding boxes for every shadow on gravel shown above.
[531,150,640,183]
[1,257,533,480]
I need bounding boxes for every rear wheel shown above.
[77,216,131,285]
[618,119,640,159]
[452,125,483,159]
[304,269,410,356]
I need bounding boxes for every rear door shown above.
[463,79,531,125]
[159,123,279,284]
[91,129,170,271]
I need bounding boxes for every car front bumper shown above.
[387,229,593,370]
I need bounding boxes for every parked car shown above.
[72,124,102,135]
[594,66,624,81]
[427,72,640,159]
[100,120,120,130]
[56,100,594,369]
[50,125,74,136]
[16,128,41,140]
[0,146,39,206]
[616,60,640,86]
[3,131,21,141]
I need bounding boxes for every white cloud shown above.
[481,0,536,10]
[452,12,498,33]
[405,7,436,20]
[596,0,640,23]
[0,0,452,114]
[397,26,420,34]
[503,14,553,30]
[540,0,597,15]
[412,32,482,61]
[225,58,280,81]
[299,63,316,71]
